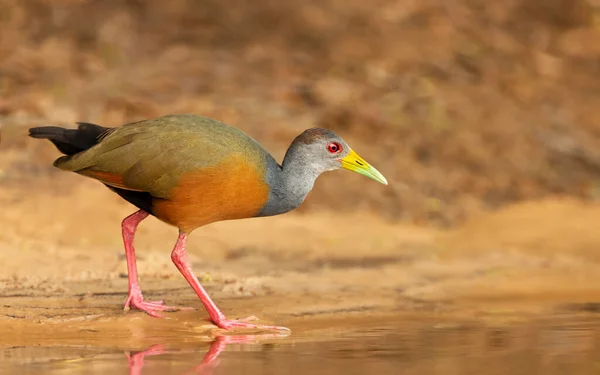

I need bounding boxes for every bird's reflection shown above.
[126,333,284,375]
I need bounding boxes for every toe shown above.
[124,295,194,317]
[215,319,290,333]
[140,308,164,319]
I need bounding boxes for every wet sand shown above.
[3,173,600,373]
[3,312,600,375]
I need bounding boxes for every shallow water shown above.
[2,314,600,375]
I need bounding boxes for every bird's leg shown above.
[125,344,166,375]
[171,232,290,333]
[122,210,191,317]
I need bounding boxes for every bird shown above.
[29,114,388,332]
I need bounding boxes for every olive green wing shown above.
[54,117,241,199]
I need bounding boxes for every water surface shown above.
[2,313,600,375]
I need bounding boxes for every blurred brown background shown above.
[2,0,600,226]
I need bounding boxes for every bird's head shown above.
[288,128,388,185]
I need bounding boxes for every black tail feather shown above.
[30,121,155,214]
[28,122,111,155]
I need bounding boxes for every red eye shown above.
[327,142,342,154]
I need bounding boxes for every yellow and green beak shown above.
[340,149,388,185]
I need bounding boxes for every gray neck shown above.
[258,148,324,217]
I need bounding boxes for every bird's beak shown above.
[340,149,388,185]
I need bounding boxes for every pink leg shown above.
[192,334,284,374]
[126,334,286,375]
[191,336,234,375]
[126,344,166,375]
[171,232,290,333]
[122,210,192,317]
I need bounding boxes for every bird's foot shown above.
[124,292,194,318]
[214,316,291,334]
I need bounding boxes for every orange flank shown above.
[152,153,270,233]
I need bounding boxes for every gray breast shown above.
[257,154,309,217]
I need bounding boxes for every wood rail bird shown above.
[29,114,388,332]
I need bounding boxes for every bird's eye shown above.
[327,142,342,154]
